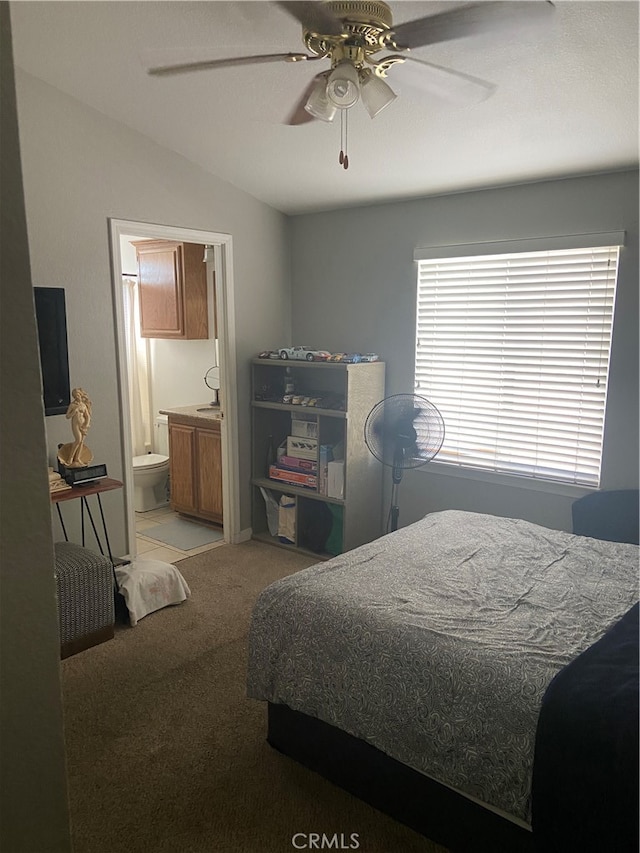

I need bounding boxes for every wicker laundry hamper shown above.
[54,541,115,659]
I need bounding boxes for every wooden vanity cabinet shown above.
[167,422,198,515]
[195,428,222,521]
[168,414,222,524]
[132,240,208,340]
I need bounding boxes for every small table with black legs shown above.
[51,477,123,566]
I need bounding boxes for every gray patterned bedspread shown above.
[246,510,639,822]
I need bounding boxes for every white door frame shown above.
[108,218,241,557]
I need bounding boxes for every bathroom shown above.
[120,234,224,562]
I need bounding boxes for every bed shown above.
[246,510,639,852]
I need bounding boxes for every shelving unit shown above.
[251,357,385,558]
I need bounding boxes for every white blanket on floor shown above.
[115,560,191,626]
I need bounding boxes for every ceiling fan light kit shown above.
[149,0,554,167]
[304,72,337,121]
[359,68,396,117]
[327,59,361,108]
[305,62,396,121]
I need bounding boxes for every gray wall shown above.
[15,70,293,554]
[0,6,72,849]
[289,171,639,532]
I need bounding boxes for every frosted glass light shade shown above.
[327,61,360,109]
[304,75,337,122]
[360,69,396,118]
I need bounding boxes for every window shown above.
[414,239,622,487]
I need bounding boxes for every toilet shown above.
[132,415,170,512]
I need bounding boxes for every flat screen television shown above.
[34,287,71,416]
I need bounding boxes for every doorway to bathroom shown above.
[109,219,240,560]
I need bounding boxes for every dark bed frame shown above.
[268,702,536,853]
[265,496,640,852]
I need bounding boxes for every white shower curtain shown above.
[122,277,151,457]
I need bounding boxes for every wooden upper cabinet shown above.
[132,240,208,340]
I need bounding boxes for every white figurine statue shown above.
[57,387,94,468]
[48,466,71,492]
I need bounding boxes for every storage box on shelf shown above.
[251,357,385,557]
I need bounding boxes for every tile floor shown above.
[134,506,225,564]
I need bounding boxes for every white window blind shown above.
[415,243,621,487]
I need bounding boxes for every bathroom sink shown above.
[196,407,220,413]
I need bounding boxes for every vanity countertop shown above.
[159,404,222,421]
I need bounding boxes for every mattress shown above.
[247,510,639,822]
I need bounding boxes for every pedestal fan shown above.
[364,393,444,533]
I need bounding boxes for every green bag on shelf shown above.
[325,504,343,556]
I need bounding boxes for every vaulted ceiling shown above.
[10,1,639,214]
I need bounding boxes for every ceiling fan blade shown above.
[392,57,496,106]
[148,52,317,77]
[285,74,324,125]
[275,1,344,36]
[390,1,555,50]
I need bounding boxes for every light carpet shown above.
[142,517,224,550]
[60,540,449,853]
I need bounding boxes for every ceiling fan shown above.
[148,1,554,167]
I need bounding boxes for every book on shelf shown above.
[291,417,318,439]
[278,455,318,473]
[286,436,318,460]
[318,444,334,496]
[328,460,345,500]
[268,465,317,490]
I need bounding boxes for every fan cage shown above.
[364,393,445,469]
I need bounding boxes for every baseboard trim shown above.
[231,527,253,545]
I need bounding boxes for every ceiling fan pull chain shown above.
[344,110,349,169]
[339,110,349,170]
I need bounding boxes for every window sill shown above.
[418,461,594,499]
